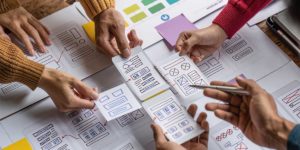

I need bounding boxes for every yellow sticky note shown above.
[82,21,129,44]
[3,138,32,150]
[82,21,96,43]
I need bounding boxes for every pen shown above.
[189,85,250,96]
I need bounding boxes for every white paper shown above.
[0,124,11,148]
[211,122,263,150]
[0,5,111,119]
[95,84,141,121]
[156,54,208,101]
[142,90,203,144]
[113,46,169,100]
[247,0,287,26]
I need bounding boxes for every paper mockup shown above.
[156,54,208,101]
[95,84,141,121]
[142,90,203,144]
[112,46,169,100]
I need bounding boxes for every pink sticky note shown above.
[155,14,197,47]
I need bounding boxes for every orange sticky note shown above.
[3,138,32,150]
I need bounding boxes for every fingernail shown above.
[236,76,244,81]
[91,92,99,100]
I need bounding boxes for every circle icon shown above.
[161,14,170,21]
[181,63,190,70]
[169,68,179,76]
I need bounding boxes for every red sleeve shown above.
[213,0,272,38]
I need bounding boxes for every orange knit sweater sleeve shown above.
[0,0,20,14]
[0,38,44,90]
[79,0,115,20]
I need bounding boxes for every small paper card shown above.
[95,84,141,121]
[156,53,208,101]
[112,46,169,100]
[142,90,204,144]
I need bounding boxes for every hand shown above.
[176,24,227,62]
[205,77,295,150]
[38,68,99,112]
[0,7,51,55]
[151,104,209,150]
[0,25,10,41]
[94,8,142,58]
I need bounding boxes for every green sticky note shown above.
[131,12,147,23]
[149,3,165,14]
[142,0,156,6]
[166,0,179,5]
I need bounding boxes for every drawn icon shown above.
[112,89,123,97]
[181,63,190,70]
[161,14,170,21]
[235,142,248,150]
[177,76,189,86]
[123,61,134,69]
[131,110,144,120]
[169,68,179,76]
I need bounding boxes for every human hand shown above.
[0,7,51,55]
[94,8,142,58]
[151,104,209,150]
[205,77,295,150]
[176,24,227,62]
[39,68,99,112]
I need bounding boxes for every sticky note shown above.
[82,21,96,43]
[148,3,165,14]
[123,4,140,15]
[82,21,129,43]
[95,84,142,121]
[142,90,204,144]
[131,12,147,23]
[155,14,197,47]
[3,138,32,150]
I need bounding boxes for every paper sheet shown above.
[155,14,197,47]
[0,4,111,119]
[77,0,226,48]
[156,54,208,101]
[142,90,203,144]
[95,84,141,121]
[112,46,169,100]
[211,122,263,150]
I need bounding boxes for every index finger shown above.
[175,32,186,52]
[112,24,130,58]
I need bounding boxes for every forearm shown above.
[0,38,44,90]
[0,0,20,14]
[79,0,115,20]
[213,0,272,38]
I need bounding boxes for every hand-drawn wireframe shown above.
[95,84,141,121]
[157,55,208,100]
[65,108,111,147]
[112,46,169,100]
[142,90,203,144]
[273,81,300,122]
[211,122,263,150]
[25,120,78,150]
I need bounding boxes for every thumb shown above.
[151,124,167,145]
[73,79,99,100]
[181,35,198,55]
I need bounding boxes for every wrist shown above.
[39,68,55,90]
[265,116,295,149]
[210,24,228,41]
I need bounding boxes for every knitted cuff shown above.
[0,0,21,14]
[79,0,115,20]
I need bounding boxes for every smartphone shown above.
[267,10,300,56]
